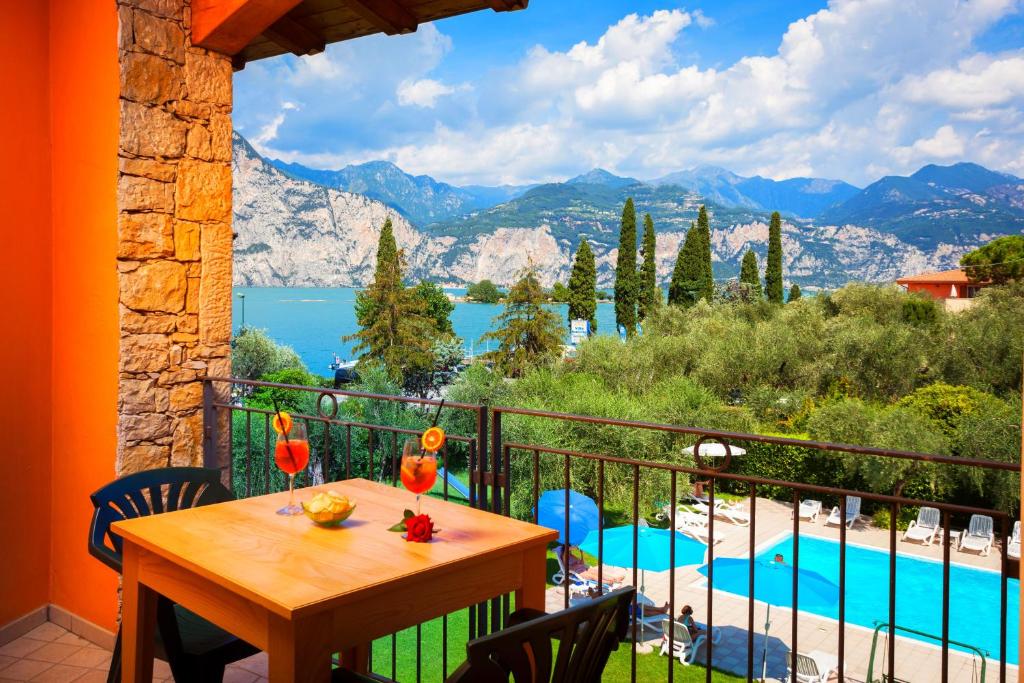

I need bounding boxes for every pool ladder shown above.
[866,621,988,682]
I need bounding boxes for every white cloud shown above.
[893,125,966,165]
[235,1,1024,186]
[396,79,461,108]
[900,53,1024,109]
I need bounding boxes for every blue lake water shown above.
[232,287,619,373]
[738,535,1018,665]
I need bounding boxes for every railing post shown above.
[490,407,503,515]
[202,379,217,467]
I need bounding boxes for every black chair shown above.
[89,467,260,683]
[335,587,635,683]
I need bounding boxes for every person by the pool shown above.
[679,605,708,640]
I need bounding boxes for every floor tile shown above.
[0,657,53,681]
[21,625,65,644]
[61,648,109,670]
[233,651,268,675]
[67,671,108,683]
[28,663,89,682]
[23,643,81,664]
[53,634,90,648]
[0,641,45,661]
[223,667,259,683]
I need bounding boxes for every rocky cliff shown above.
[233,134,973,290]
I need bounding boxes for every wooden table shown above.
[113,478,557,682]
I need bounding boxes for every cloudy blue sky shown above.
[233,0,1024,187]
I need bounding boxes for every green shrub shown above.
[231,327,306,380]
[872,506,918,531]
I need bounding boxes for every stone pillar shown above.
[116,0,233,475]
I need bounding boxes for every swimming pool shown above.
[723,534,1018,665]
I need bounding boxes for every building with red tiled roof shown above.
[896,268,988,304]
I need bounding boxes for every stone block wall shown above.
[116,0,233,475]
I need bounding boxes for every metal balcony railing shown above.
[202,376,1019,683]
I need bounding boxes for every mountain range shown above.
[235,132,1017,290]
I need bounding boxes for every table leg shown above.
[516,544,548,612]
[121,542,156,683]
[341,642,370,673]
[268,612,333,682]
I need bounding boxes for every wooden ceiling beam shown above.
[488,0,528,11]
[192,0,305,55]
[344,0,418,35]
[263,15,326,56]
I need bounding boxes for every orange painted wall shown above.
[905,282,962,299]
[47,0,120,630]
[0,2,54,627]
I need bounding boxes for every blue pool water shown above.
[733,535,1018,664]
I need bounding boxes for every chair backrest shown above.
[790,652,820,678]
[450,587,634,683]
[89,467,233,573]
[661,619,694,646]
[846,497,861,516]
[968,514,993,538]
[918,506,940,529]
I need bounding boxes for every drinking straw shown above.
[431,399,445,427]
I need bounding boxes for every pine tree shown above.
[788,283,802,301]
[614,198,638,335]
[668,222,700,307]
[696,205,714,301]
[347,219,436,381]
[638,213,660,321]
[567,239,597,333]
[482,267,565,378]
[765,211,784,303]
[739,249,762,297]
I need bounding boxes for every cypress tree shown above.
[668,222,700,307]
[614,198,638,335]
[567,239,597,333]
[788,283,802,302]
[347,220,435,381]
[638,213,659,321]
[739,249,762,297]
[765,211,784,303]
[696,205,714,301]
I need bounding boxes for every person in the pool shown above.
[773,553,786,565]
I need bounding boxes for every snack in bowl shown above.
[302,490,356,527]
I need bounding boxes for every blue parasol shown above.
[536,489,599,547]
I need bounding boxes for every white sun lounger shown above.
[826,496,861,529]
[1008,521,1020,560]
[788,650,838,683]
[903,506,941,546]
[659,618,722,665]
[687,499,751,527]
[958,514,994,556]
[797,500,822,523]
[674,508,728,545]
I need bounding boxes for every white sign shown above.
[569,319,590,345]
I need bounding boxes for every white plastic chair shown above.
[797,499,822,523]
[788,650,838,683]
[903,506,941,546]
[658,618,721,665]
[826,496,861,529]
[958,514,994,556]
[1008,521,1020,560]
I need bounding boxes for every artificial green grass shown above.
[368,606,745,682]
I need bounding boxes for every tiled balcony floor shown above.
[545,497,1016,683]
[0,622,268,682]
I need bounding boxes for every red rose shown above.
[405,514,434,543]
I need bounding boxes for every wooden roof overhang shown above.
[192,0,528,69]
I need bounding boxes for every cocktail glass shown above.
[400,437,438,515]
[275,422,309,515]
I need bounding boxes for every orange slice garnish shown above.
[421,426,445,453]
[271,411,292,435]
